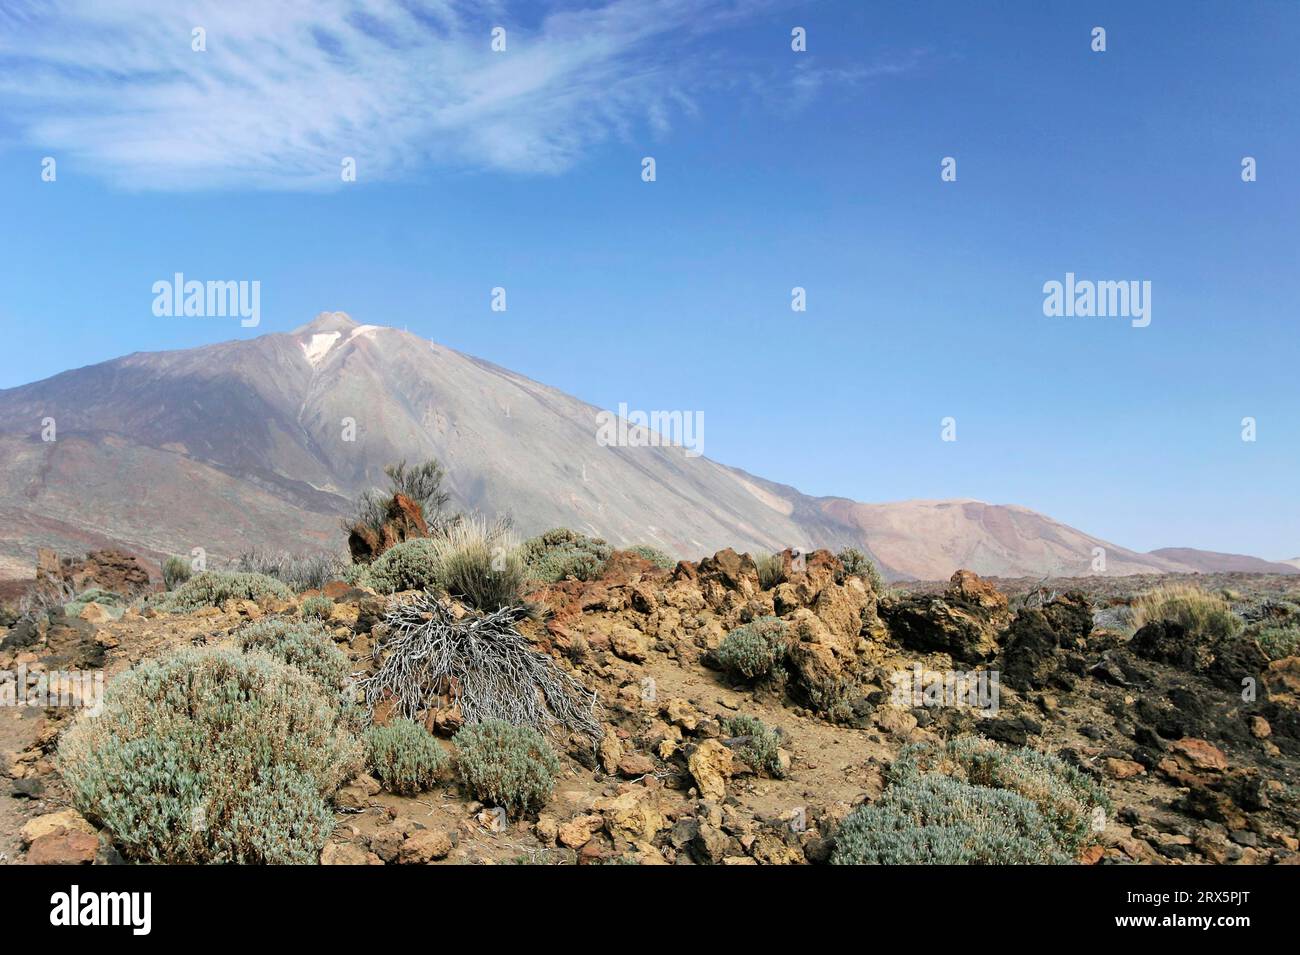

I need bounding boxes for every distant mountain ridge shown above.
[0,311,1286,581]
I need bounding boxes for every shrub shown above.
[521,528,612,583]
[1127,585,1242,644]
[63,588,125,620]
[232,550,348,592]
[889,736,1109,855]
[628,545,675,569]
[454,720,560,817]
[364,538,443,594]
[58,647,362,864]
[158,570,292,612]
[383,459,455,530]
[349,458,457,537]
[362,519,527,612]
[366,718,450,795]
[722,714,786,778]
[358,595,602,742]
[432,516,527,612]
[714,617,788,680]
[301,594,334,621]
[234,617,352,696]
[162,555,192,590]
[1251,622,1300,661]
[837,547,885,594]
[832,773,1069,865]
[754,553,786,589]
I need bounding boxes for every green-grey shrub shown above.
[158,570,292,612]
[58,647,363,864]
[364,538,443,594]
[722,714,786,778]
[301,594,334,621]
[889,736,1109,856]
[366,718,450,795]
[162,555,192,591]
[832,773,1069,865]
[454,720,560,817]
[1248,622,1300,661]
[714,616,789,680]
[837,547,885,594]
[234,617,352,696]
[63,588,125,620]
[521,528,612,583]
[629,545,675,569]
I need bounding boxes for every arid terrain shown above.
[4,534,1298,866]
[5,314,1295,583]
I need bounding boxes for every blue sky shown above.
[1,0,1297,558]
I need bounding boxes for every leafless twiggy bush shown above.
[357,594,602,744]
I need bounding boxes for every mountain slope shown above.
[1148,548,1300,576]
[0,312,1276,581]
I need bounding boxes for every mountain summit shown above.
[0,313,1282,580]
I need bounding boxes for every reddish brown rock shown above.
[346,492,429,563]
[26,831,98,865]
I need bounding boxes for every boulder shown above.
[26,831,98,865]
[880,571,1010,663]
[688,739,734,801]
[398,828,455,864]
[1000,609,1060,690]
[594,788,667,845]
[21,809,95,846]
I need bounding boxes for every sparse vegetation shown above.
[162,555,193,590]
[366,717,450,795]
[159,570,292,612]
[383,459,455,530]
[59,647,363,864]
[233,550,347,592]
[714,616,788,680]
[837,547,885,594]
[628,544,675,569]
[63,587,125,620]
[350,458,457,538]
[722,714,786,778]
[1127,584,1242,643]
[521,528,611,583]
[453,719,560,817]
[754,553,785,589]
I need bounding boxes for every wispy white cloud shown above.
[0,0,808,189]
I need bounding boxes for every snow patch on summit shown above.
[301,332,341,366]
